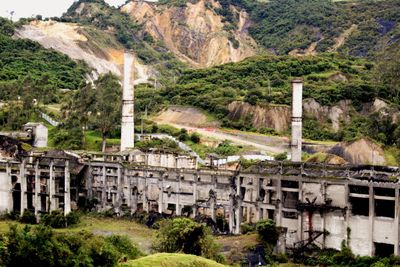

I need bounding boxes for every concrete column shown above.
[176,178,181,216]
[276,179,283,226]
[192,177,198,218]
[291,79,303,162]
[369,184,375,256]
[49,160,56,212]
[321,182,326,249]
[34,160,40,217]
[344,183,350,246]
[246,206,251,223]
[102,165,107,209]
[143,175,148,213]
[235,200,242,234]
[64,160,71,215]
[87,162,93,200]
[297,181,304,243]
[395,188,399,255]
[210,198,216,222]
[120,52,135,151]
[6,163,13,212]
[158,177,164,213]
[229,195,234,233]
[235,176,242,234]
[116,166,122,213]
[20,159,26,216]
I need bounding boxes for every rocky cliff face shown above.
[227,101,291,132]
[121,0,258,67]
[15,20,156,84]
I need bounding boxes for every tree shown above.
[152,217,222,261]
[256,219,279,246]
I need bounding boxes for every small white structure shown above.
[23,122,48,148]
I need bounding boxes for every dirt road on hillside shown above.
[163,122,289,154]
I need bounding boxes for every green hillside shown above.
[0,17,88,103]
[215,0,400,57]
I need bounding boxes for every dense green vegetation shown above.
[212,0,400,57]
[152,217,223,263]
[0,17,88,102]
[0,224,142,267]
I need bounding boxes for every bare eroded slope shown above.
[122,0,258,68]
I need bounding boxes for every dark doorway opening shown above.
[374,242,394,257]
[12,183,21,212]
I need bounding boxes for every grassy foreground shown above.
[0,215,155,253]
[120,253,226,267]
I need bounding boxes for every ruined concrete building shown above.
[0,153,399,257]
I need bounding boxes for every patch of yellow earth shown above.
[185,0,224,33]
[329,24,358,52]
[30,20,87,42]
[107,48,124,65]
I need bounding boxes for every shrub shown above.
[240,222,255,234]
[256,219,279,246]
[66,211,81,226]
[153,217,223,262]
[190,132,201,143]
[105,235,142,260]
[41,210,66,228]
[274,152,287,161]
[20,210,36,224]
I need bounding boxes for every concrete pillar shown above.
[235,201,242,234]
[192,177,198,218]
[291,79,303,162]
[87,162,93,200]
[158,176,164,213]
[229,195,234,233]
[102,165,107,209]
[395,188,399,255]
[143,175,149,213]
[6,163,13,212]
[210,198,216,222]
[321,182,326,249]
[246,206,251,223]
[20,159,26,216]
[276,179,283,226]
[369,184,375,256]
[176,177,181,216]
[297,181,304,243]
[344,183,350,246]
[49,160,55,212]
[120,52,135,151]
[116,166,122,213]
[64,160,71,215]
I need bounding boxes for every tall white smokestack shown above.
[120,52,135,151]
[291,79,303,162]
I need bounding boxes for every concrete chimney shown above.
[291,79,303,162]
[120,52,135,151]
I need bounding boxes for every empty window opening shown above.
[374,188,395,197]
[267,209,275,220]
[259,189,266,202]
[282,180,298,188]
[283,211,298,219]
[283,191,299,209]
[374,243,394,258]
[350,197,369,216]
[240,187,246,198]
[375,199,395,218]
[349,185,369,195]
